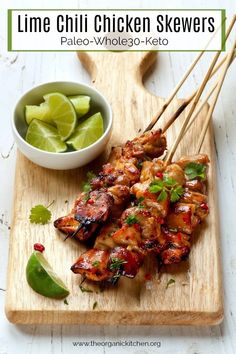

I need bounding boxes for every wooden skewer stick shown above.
[143,51,205,132]
[196,38,236,153]
[164,58,223,163]
[144,17,230,133]
[162,48,236,133]
[163,17,236,164]
[183,50,236,138]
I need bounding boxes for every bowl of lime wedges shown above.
[12,81,112,170]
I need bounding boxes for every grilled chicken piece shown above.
[71,249,113,281]
[75,190,113,223]
[94,222,119,250]
[91,129,166,190]
[177,154,210,170]
[112,207,166,254]
[54,214,80,237]
[109,247,144,278]
[123,129,166,159]
[160,228,191,264]
[71,154,210,284]
[112,224,142,248]
[107,185,130,218]
[164,163,186,186]
[54,190,113,241]
[122,207,163,241]
[71,246,144,282]
[166,203,200,234]
[140,159,165,182]
[185,179,206,193]
[179,190,209,220]
[91,161,140,190]
[131,182,169,218]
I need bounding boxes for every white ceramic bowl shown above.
[12,81,112,170]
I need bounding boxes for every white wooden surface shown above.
[0,0,236,353]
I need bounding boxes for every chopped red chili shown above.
[156,217,165,224]
[177,233,182,241]
[87,199,95,205]
[182,211,191,224]
[34,243,45,253]
[133,223,141,231]
[200,202,209,211]
[145,273,152,281]
[156,172,163,179]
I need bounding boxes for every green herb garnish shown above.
[92,301,98,310]
[149,177,184,203]
[64,299,69,305]
[166,278,175,289]
[82,171,96,192]
[137,161,143,169]
[79,285,93,293]
[184,162,206,180]
[137,197,145,208]
[92,261,100,267]
[169,227,178,232]
[125,214,139,225]
[170,186,185,202]
[109,257,127,271]
[157,189,168,202]
[29,200,54,225]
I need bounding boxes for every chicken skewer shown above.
[54,129,167,241]
[70,30,236,284]
[71,154,209,283]
[54,41,234,243]
[56,20,236,285]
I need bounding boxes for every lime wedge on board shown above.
[43,92,77,141]
[66,112,104,150]
[26,119,67,153]
[68,95,91,118]
[26,251,70,299]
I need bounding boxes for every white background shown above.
[0,0,236,353]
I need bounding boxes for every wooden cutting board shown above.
[5,52,223,325]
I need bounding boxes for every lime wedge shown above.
[25,103,53,125]
[43,92,77,141]
[26,119,67,153]
[26,251,70,299]
[68,95,91,118]
[66,112,104,150]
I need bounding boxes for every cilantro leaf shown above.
[125,215,139,225]
[137,197,145,208]
[92,261,100,267]
[170,186,184,203]
[149,177,183,203]
[166,278,175,289]
[83,183,91,193]
[87,171,96,180]
[163,176,177,187]
[184,162,206,180]
[79,285,93,293]
[149,180,164,193]
[29,204,52,225]
[109,257,127,271]
[93,301,98,310]
[82,171,96,192]
[157,190,168,202]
